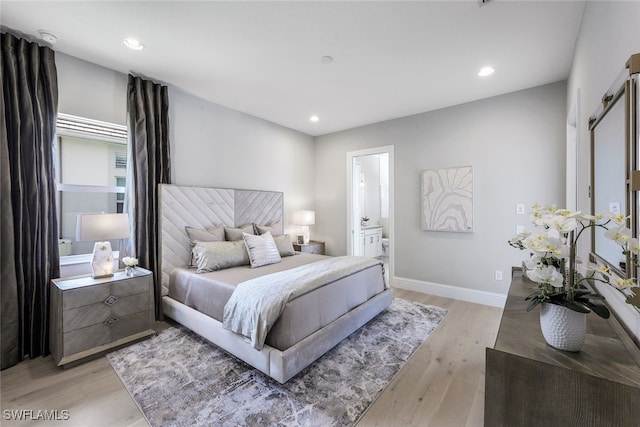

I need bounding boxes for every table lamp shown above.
[292,210,315,244]
[76,213,131,278]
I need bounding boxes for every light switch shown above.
[516,204,525,215]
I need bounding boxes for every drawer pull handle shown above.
[104,316,119,326]
[104,295,118,306]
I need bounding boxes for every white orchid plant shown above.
[509,204,640,318]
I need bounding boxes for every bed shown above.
[159,184,393,383]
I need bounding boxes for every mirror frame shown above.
[589,54,640,280]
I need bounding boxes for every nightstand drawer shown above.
[293,240,325,255]
[64,323,112,356]
[303,245,322,254]
[63,303,111,331]
[112,277,150,296]
[64,309,151,356]
[63,285,111,310]
[112,293,149,317]
[112,311,150,341]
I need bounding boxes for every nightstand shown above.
[293,240,325,255]
[50,268,155,367]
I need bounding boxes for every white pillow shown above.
[242,231,282,268]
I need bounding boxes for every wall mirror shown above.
[590,54,640,279]
[591,88,627,275]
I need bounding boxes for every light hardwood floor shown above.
[1,289,503,427]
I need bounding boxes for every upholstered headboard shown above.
[158,184,284,293]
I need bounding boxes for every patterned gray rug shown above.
[107,298,447,427]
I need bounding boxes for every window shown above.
[115,152,127,169]
[55,113,128,257]
[116,177,126,213]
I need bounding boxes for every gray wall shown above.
[567,0,640,341]
[315,81,567,295]
[169,88,315,223]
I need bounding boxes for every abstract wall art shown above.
[421,165,473,232]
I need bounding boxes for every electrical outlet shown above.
[609,202,621,214]
[495,270,503,281]
[516,225,525,234]
[516,204,525,215]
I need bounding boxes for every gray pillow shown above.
[273,234,296,257]
[192,240,250,273]
[225,224,255,241]
[185,225,225,242]
[255,222,283,236]
[242,231,282,268]
[185,225,225,267]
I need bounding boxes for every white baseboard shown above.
[392,276,506,308]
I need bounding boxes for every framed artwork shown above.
[297,235,305,245]
[421,165,473,232]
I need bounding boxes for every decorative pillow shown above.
[225,224,255,241]
[254,222,283,236]
[185,225,225,242]
[242,231,282,268]
[192,240,250,273]
[273,234,296,257]
[185,225,225,267]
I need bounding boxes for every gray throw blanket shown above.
[223,256,384,350]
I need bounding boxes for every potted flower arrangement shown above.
[122,256,139,276]
[509,204,640,351]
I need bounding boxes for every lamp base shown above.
[301,225,310,244]
[91,241,115,279]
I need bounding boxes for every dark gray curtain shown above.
[127,74,171,320]
[1,32,60,369]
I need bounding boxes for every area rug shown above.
[107,298,447,427]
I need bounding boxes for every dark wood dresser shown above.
[485,269,640,426]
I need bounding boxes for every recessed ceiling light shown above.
[478,66,495,77]
[123,37,144,50]
[310,115,319,122]
[38,30,57,44]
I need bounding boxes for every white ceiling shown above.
[1,1,585,136]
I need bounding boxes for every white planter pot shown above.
[539,303,586,352]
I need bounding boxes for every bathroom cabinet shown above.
[361,226,383,258]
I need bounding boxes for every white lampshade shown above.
[76,213,131,278]
[292,210,315,244]
[76,213,131,242]
[292,210,315,226]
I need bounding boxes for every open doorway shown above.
[347,146,394,284]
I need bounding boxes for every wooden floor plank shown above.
[357,289,502,427]
[1,289,503,427]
